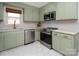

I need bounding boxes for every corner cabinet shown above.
[24,5,39,22]
[52,31,78,56]
[56,2,78,20]
[0,3,4,21]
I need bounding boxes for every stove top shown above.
[41,27,58,34]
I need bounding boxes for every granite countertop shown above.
[52,29,79,35]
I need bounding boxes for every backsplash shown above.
[41,20,79,31]
[0,22,37,30]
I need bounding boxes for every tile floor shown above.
[0,41,62,56]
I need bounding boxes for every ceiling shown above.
[23,2,49,8]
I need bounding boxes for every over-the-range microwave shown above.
[44,11,56,21]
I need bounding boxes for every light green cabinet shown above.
[24,5,33,21]
[52,32,61,52]
[60,34,76,55]
[24,5,39,22]
[16,31,24,46]
[39,2,56,21]
[0,32,4,51]
[56,2,77,20]
[39,7,44,21]
[44,3,56,13]
[35,30,40,41]
[4,32,17,50]
[0,31,24,51]
[32,7,39,21]
[52,31,78,56]
[0,3,4,21]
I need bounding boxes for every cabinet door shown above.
[44,3,56,13]
[61,34,76,55]
[56,2,77,20]
[39,7,44,21]
[24,5,33,21]
[4,32,17,50]
[0,3,3,21]
[0,33,4,51]
[16,31,24,46]
[52,32,61,52]
[35,30,40,41]
[32,7,39,21]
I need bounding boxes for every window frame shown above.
[7,12,21,24]
[4,6,23,25]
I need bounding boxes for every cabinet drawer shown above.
[52,32,60,37]
[61,34,73,40]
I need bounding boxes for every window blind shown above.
[6,8,22,14]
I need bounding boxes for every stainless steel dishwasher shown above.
[24,29,35,44]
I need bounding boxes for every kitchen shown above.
[0,2,79,56]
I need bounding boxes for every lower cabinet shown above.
[52,31,78,56]
[0,32,4,51]
[0,30,24,51]
[52,32,61,52]
[35,30,40,41]
[4,32,17,50]
[16,31,24,46]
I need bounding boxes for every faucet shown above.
[13,20,16,29]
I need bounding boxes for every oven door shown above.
[40,32,52,45]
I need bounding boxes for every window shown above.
[7,12,21,24]
[6,8,22,24]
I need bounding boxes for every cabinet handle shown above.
[63,36,72,40]
[63,36,68,38]
[54,34,57,36]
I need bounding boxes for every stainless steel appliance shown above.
[40,27,58,49]
[24,29,35,44]
[44,11,56,21]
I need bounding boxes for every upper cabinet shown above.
[78,2,79,19]
[5,2,40,22]
[39,2,78,21]
[24,5,33,21]
[24,5,39,22]
[39,2,56,21]
[44,3,56,13]
[32,7,39,21]
[0,3,4,21]
[56,2,78,20]
[39,7,44,21]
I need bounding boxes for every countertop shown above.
[52,29,79,35]
[0,29,25,32]
[1,28,79,35]
[0,28,41,32]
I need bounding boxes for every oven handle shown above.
[41,32,52,35]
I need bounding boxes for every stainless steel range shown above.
[40,27,58,49]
